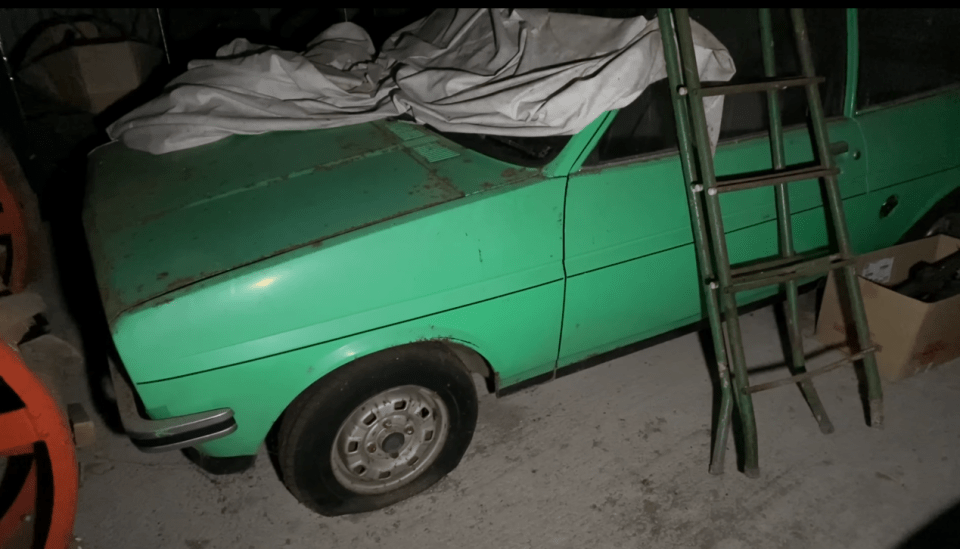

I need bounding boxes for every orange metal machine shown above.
[0,137,84,549]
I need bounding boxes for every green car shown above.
[84,8,960,516]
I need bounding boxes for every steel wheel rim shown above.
[331,385,449,495]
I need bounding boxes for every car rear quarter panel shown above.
[857,89,960,193]
[114,176,566,383]
[135,278,562,457]
[855,89,960,235]
[117,176,566,455]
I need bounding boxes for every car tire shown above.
[277,342,478,516]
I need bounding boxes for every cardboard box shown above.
[816,235,960,382]
[20,37,162,114]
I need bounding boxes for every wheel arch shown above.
[306,336,498,397]
[261,337,493,478]
[261,335,496,453]
[897,181,960,243]
[440,340,497,394]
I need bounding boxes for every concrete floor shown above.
[21,231,960,549]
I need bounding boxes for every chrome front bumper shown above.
[108,358,237,453]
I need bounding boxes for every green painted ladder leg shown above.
[658,10,734,475]
[789,8,884,427]
[657,7,883,478]
[672,7,761,478]
[760,8,835,435]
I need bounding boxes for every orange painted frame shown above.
[0,342,77,549]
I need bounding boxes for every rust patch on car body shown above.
[416,170,462,200]
[500,166,543,186]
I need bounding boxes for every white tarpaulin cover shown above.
[107,9,735,155]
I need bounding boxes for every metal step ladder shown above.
[656,8,884,477]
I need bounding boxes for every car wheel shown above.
[277,342,478,516]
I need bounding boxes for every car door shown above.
[558,8,862,367]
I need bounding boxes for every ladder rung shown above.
[715,165,839,194]
[746,347,878,394]
[700,76,825,97]
[730,249,831,277]
[727,253,853,293]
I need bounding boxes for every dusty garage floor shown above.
[22,229,960,549]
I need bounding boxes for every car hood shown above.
[84,120,539,322]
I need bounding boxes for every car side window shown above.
[857,9,960,109]
[585,8,846,166]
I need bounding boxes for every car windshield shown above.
[432,129,572,168]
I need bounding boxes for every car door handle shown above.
[828,141,849,155]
